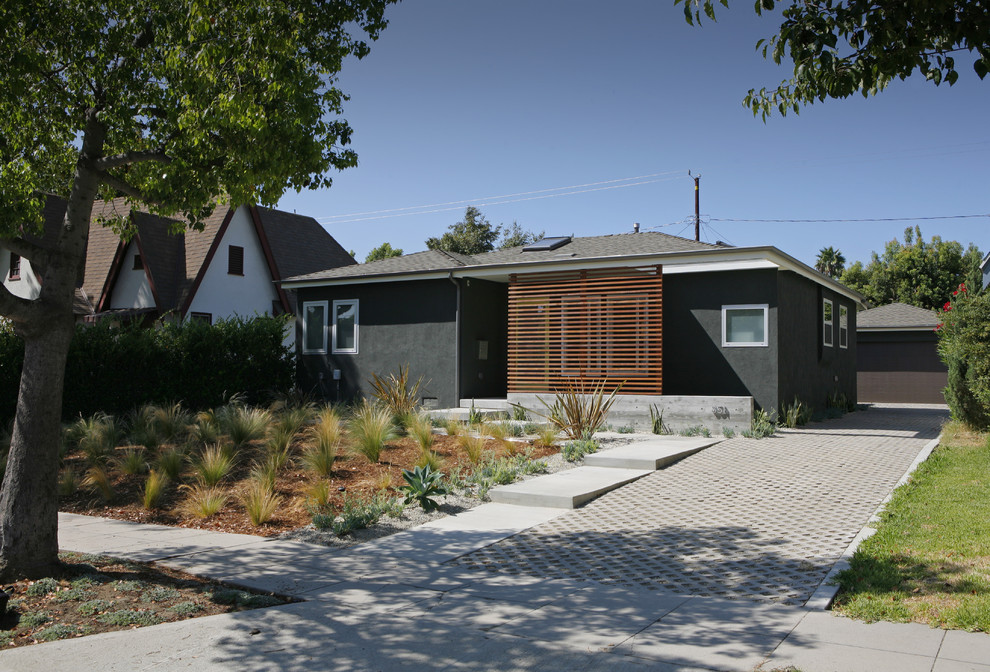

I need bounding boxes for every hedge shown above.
[0,315,295,422]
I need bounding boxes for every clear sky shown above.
[276,0,989,269]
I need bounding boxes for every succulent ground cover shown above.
[0,551,289,649]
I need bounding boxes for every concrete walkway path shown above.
[2,404,988,671]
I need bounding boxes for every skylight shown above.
[522,236,571,252]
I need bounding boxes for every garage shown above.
[857,302,947,404]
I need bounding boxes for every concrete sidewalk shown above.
[2,405,988,671]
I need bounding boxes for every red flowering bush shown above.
[937,283,990,429]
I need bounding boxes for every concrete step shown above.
[459,398,513,411]
[583,437,720,470]
[488,466,652,509]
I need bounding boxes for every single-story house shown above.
[856,302,947,404]
[1,195,355,338]
[282,231,865,424]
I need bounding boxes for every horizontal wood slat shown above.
[507,266,662,395]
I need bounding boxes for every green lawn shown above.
[833,421,990,631]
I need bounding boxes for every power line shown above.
[320,173,687,224]
[710,214,988,224]
[319,170,685,220]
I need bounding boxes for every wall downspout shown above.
[448,272,461,407]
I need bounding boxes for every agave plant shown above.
[398,465,449,513]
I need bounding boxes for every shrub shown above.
[82,466,114,501]
[782,396,812,428]
[18,611,51,628]
[938,284,990,429]
[743,409,777,439]
[300,439,338,478]
[443,417,463,437]
[348,401,396,463]
[180,484,228,519]
[96,609,161,627]
[650,404,671,435]
[152,402,192,444]
[154,447,186,481]
[35,624,87,642]
[219,404,271,449]
[142,470,168,510]
[511,404,528,421]
[274,402,316,438]
[141,587,181,603]
[58,468,79,496]
[306,480,332,509]
[399,465,450,512]
[77,599,114,616]
[532,379,620,440]
[240,479,282,526]
[407,413,435,455]
[169,601,204,615]
[562,435,599,462]
[679,425,711,437]
[369,364,425,418]
[534,425,559,449]
[115,448,148,476]
[313,493,403,536]
[415,450,444,471]
[128,404,162,449]
[191,444,234,487]
[26,578,59,596]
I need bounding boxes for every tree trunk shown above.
[0,315,75,580]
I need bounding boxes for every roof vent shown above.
[522,236,571,252]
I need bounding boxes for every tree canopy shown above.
[0,0,396,581]
[365,241,403,262]
[839,227,982,310]
[677,0,990,118]
[425,207,543,255]
[815,246,846,278]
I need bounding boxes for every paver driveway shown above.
[451,404,947,605]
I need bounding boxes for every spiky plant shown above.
[191,444,234,487]
[300,437,338,478]
[368,364,424,418]
[407,413,435,455]
[128,404,161,449]
[115,448,148,476]
[535,425,560,449]
[375,471,394,492]
[443,418,463,438]
[458,434,485,465]
[152,402,192,444]
[154,447,186,481]
[265,424,295,457]
[314,405,343,435]
[187,413,220,447]
[219,405,271,449]
[531,379,620,440]
[275,403,316,438]
[82,466,114,501]
[347,401,396,464]
[58,467,79,497]
[306,480,332,509]
[415,450,443,471]
[240,479,282,526]
[249,458,278,492]
[142,470,168,510]
[179,484,228,519]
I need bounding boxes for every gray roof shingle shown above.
[857,302,939,330]
[284,231,722,283]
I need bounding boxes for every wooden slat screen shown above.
[507,266,662,395]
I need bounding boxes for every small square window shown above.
[8,253,20,281]
[839,305,848,349]
[722,304,768,347]
[133,254,144,270]
[823,299,834,348]
[302,301,328,354]
[190,312,212,325]
[332,299,359,354]
[228,245,244,275]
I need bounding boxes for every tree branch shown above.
[0,281,40,324]
[0,236,50,266]
[92,150,171,172]
[95,171,155,205]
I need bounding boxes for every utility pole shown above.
[692,172,701,241]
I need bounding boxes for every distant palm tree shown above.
[816,246,846,278]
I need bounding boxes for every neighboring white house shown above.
[981,250,990,290]
[2,195,356,344]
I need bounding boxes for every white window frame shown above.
[823,298,834,348]
[332,299,359,355]
[301,300,328,355]
[722,304,769,348]
[839,304,848,349]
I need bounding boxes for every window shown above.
[190,312,212,325]
[133,254,143,270]
[722,304,768,347]
[332,299,359,354]
[8,253,20,281]
[228,245,244,275]
[302,301,328,354]
[839,305,849,349]
[823,299,834,347]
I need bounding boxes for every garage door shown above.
[857,339,947,404]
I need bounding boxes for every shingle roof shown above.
[255,206,356,281]
[857,302,939,330]
[284,231,721,283]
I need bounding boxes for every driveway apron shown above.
[450,404,948,605]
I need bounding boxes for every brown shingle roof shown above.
[857,302,939,330]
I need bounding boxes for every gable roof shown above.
[857,302,939,331]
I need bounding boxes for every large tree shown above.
[678,0,990,118]
[365,241,403,262]
[0,0,396,580]
[815,246,846,278]
[838,226,982,310]
[426,206,502,255]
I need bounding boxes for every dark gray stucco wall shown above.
[458,278,508,401]
[662,269,779,411]
[776,271,857,413]
[295,279,459,407]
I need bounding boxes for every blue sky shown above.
[277,0,989,269]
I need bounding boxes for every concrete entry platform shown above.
[489,466,652,509]
[583,437,720,470]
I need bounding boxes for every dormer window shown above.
[8,253,20,281]
[228,245,244,275]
